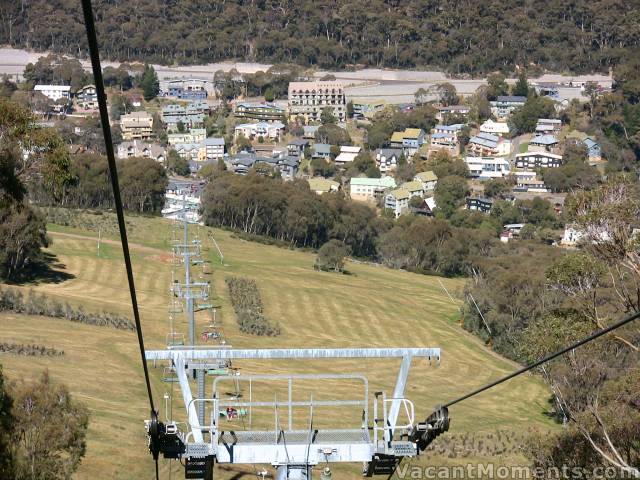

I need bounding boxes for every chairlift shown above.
[166,332,185,346]
[220,407,248,420]
[201,330,220,342]
[162,366,179,383]
[195,303,214,312]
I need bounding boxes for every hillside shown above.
[0,213,556,479]
[1,0,638,74]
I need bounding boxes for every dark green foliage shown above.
[141,65,159,101]
[225,276,280,336]
[5,2,638,74]
[512,70,530,97]
[315,124,351,145]
[0,343,64,357]
[315,239,350,273]
[310,158,336,178]
[22,54,90,91]
[483,178,511,199]
[200,173,386,257]
[0,366,12,478]
[0,286,136,331]
[486,74,509,101]
[366,105,437,150]
[490,197,560,228]
[166,149,191,176]
[509,96,557,135]
[320,107,336,125]
[434,175,470,218]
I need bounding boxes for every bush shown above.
[0,286,136,331]
[0,343,63,357]
[315,239,351,273]
[225,276,280,336]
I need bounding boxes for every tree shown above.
[346,101,354,118]
[509,96,556,135]
[434,175,470,218]
[140,64,159,101]
[512,70,529,97]
[166,149,190,176]
[435,82,459,106]
[109,93,132,120]
[0,366,13,478]
[320,107,336,125]
[10,371,89,480]
[414,87,429,105]
[315,124,350,145]
[583,81,599,118]
[314,239,351,272]
[486,73,509,101]
[235,133,252,151]
[264,87,275,102]
[483,178,510,198]
[310,158,336,178]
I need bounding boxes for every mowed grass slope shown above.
[0,214,556,479]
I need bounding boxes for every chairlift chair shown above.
[162,366,179,383]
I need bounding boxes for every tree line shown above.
[2,1,639,74]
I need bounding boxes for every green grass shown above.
[1,213,557,479]
[519,142,529,153]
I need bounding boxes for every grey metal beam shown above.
[174,355,204,443]
[388,355,412,431]
[145,348,440,361]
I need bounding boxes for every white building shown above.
[349,176,396,202]
[335,146,362,167]
[479,119,510,136]
[234,121,285,140]
[168,129,207,146]
[203,137,225,160]
[465,156,511,179]
[33,85,71,101]
[515,151,563,169]
[385,189,412,218]
[116,140,166,163]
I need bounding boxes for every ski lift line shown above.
[443,309,640,409]
[80,0,155,414]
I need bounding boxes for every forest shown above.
[1,0,639,74]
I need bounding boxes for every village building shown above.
[350,176,396,202]
[307,178,340,195]
[515,151,563,169]
[120,111,153,140]
[334,146,362,167]
[465,156,511,179]
[467,132,511,157]
[234,102,285,122]
[116,140,166,163]
[479,119,510,136]
[375,148,403,174]
[490,95,527,118]
[288,80,346,123]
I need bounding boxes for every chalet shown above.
[375,148,403,174]
[433,124,464,137]
[389,128,426,157]
[414,171,438,192]
[174,143,203,162]
[479,119,510,136]
[168,129,206,146]
[490,95,527,118]
[529,134,559,152]
[203,137,225,160]
[435,105,470,122]
[533,82,561,100]
[116,140,166,163]
[234,121,285,140]
[164,114,206,132]
[228,152,299,178]
[515,151,563,169]
[429,127,460,156]
[466,197,493,214]
[535,118,562,135]
[334,146,362,167]
[312,143,332,160]
[400,180,424,197]
[467,132,511,157]
[351,98,386,119]
[76,84,98,109]
[162,79,210,100]
[162,104,186,119]
[514,177,549,193]
[350,176,396,202]
[584,138,602,163]
[234,102,285,122]
[308,178,340,195]
[384,188,411,218]
[464,156,511,179]
[34,84,71,101]
[120,111,153,140]
[186,101,211,116]
[287,139,310,158]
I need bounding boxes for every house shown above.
[535,118,562,135]
[33,85,71,101]
[186,101,210,116]
[400,180,424,197]
[162,79,210,99]
[465,156,511,179]
[529,134,559,152]
[433,124,464,137]
[234,121,285,141]
[127,93,143,107]
[228,151,299,178]
[234,102,285,122]
[288,81,346,123]
[375,148,403,174]
[174,143,204,162]
[514,177,549,193]
[168,129,206,145]
[468,132,511,157]
[466,197,493,214]
[351,98,386,120]
[312,143,332,160]
[203,137,225,160]
[490,95,527,118]
[385,189,411,218]
[561,225,612,246]
[287,139,310,158]
[334,146,362,167]
[515,151,563,169]
[163,114,206,132]
[429,128,460,156]
[162,104,186,119]
[349,176,396,202]
[480,119,510,136]
[303,125,319,139]
[584,137,602,163]
[414,171,438,191]
[435,105,470,122]
[533,82,561,100]
[116,140,166,163]
[76,84,98,109]
[120,111,153,140]
[389,128,426,157]
[307,178,340,195]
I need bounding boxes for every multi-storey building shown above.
[515,151,563,169]
[76,84,98,109]
[235,102,285,122]
[34,84,71,101]
[288,81,346,123]
[349,176,396,203]
[120,111,153,140]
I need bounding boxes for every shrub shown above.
[225,276,280,336]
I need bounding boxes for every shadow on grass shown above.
[7,252,75,285]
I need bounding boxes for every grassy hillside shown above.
[0,212,556,479]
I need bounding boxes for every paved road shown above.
[1,46,611,104]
